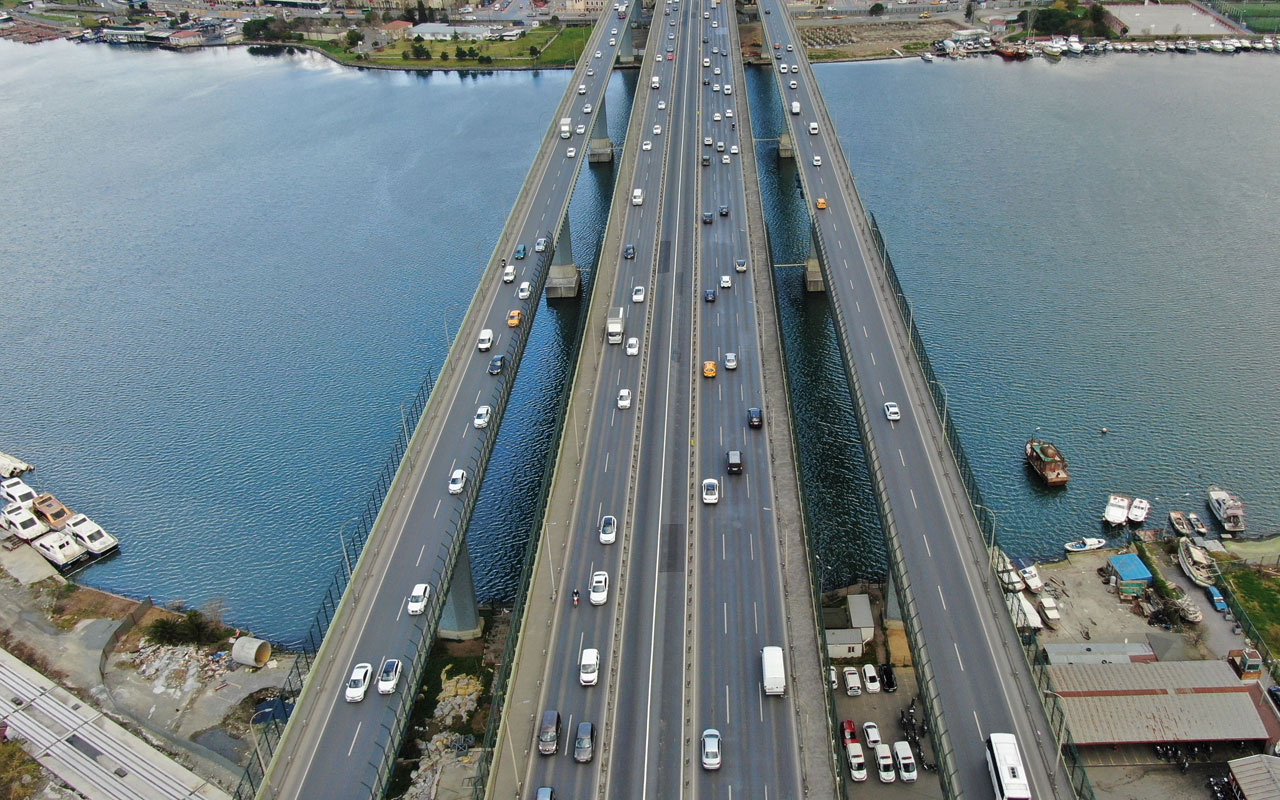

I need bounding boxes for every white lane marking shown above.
[878,381,885,397]
[723,602,728,635]
[753,600,759,634]
[604,452,610,473]
[758,691,765,722]
[746,480,751,500]
[898,449,906,467]
[909,488,918,508]
[415,544,425,566]
[870,351,876,366]
[726,684,731,726]
[856,301,861,313]
[923,534,932,558]
[474,388,482,403]
[564,712,574,756]
[955,643,965,670]
[347,723,362,757]
[938,585,948,611]
[862,325,869,338]
[432,499,442,519]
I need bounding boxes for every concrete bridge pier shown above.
[587,96,613,163]
[544,215,581,299]
[437,543,483,640]
[619,19,635,63]
[778,131,795,159]
[805,227,825,292]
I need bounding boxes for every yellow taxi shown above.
[507,310,522,327]
[919,11,932,18]
[816,197,827,210]
[702,360,717,378]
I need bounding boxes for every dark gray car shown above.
[573,721,595,763]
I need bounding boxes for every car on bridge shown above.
[573,721,596,763]
[724,352,737,370]
[473,405,492,429]
[813,155,823,167]
[406,583,431,615]
[448,469,467,495]
[344,663,372,702]
[535,237,548,252]
[514,243,527,259]
[617,389,632,409]
[599,514,617,544]
[507,309,522,327]
[816,197,827,210]
[579,648,600,686]
[718,204,729,216]
[518,281,531,300]
[632,286,646,303]
[747,406,763,428]
[589,571,609,605]
[625,337,639,356]
[642,140,652,151]
[700,729,722,770]
[736,257,747,272]
[701,478,720,504]
[623,243,636,259]
[566,146,576,158]
[376,659,402,695]
[477,329,494,351]
[883,402,901,422]
[702,212,713,225]
[488,355,505,375]
[703,360,717,378]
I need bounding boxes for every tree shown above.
[529,44,540,57]
[440,50,449,60]
[1089,2,1108,35]
[868,1,884,15]
[412,41,427,57]
[550,14,559,24]
[364,9,376,24]
[402,49,411,58]
[964,0,973,20]
[416,0,427,22]
[346,27,364,47]
[455,44,467,59]
[178,9,189,23]
[382,9,394,22]
[466,45,478,58]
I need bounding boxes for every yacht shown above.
[994,548,1026,593]
[1207,486,1245,533]
[1041,44,1063,60]
[1174,593,1204,623]
[1252,39,1266,51]
[1210,39,1224,52]
[1012,557,1044,593]
[32,531,88,569]
[1025,439,1069,486]
[1127,497,1150,524]
[64,513,120,556]
[1187,512,1210,537]
[1064,536,1107,553]
[1199,41,1213,52]
[1103,494,1131,526]
[1223,40,1237,53]
[1066,36,1084,56]
[0,451,33,479]
[1,502,49,541]
[1168,511,1193,537]
[1154,40,1168,52]
[1178,538,1216,587]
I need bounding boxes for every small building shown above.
[408,22,493,41]
[1229,754,1280,799]
[1107,553,1152,598]
[1043,642,1157,665]
[168,29,205,47]
[825,593,875,659]
[379,19,411,39]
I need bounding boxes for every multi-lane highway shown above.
[519,0,813,797]
[259,6,639,798]
[757,2,1071,796]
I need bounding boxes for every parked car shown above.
[880,663,898,692]
[862,663,881,693]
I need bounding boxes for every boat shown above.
[1012,557,1044,592]
[1210,39,1224,52]
[1169,511,1193,537]
[1174,593,1204,623]
[1038,596,1062,629]
[1154,40,1168,52]
[1064,536,1107,553]
[920,52,934,62]
[1199,41,1213,52]
[31,531,88,570]
[1066,37,1084,56]
[994,548,1026,593]
[1025,439,1069,486]
[0,451,33,479]
[1188,512,1210,536]
[1128,497,1150,524]
[64,513,120,556]
[1041,44,1063,60]
[1207,486,1245,533]
[1103,494,1131,526]
[1178,538,1216,587]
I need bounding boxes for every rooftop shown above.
[1103,3,1242,36]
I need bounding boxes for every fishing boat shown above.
[1178,538,1216,587]
[1041,44,1063,60]
[0,451,33,479]
[1128,497,1150,524]
[1174,593,1204,623]
[1207,486,1245,533]
[1012,557,1044,593]
[1038,596,1062,629]
[994,548,1026,593]
[1188,512,1210,536]
[1064,537,1107,553]
[1025,439,1069,486]
[1103,494,1131,526]
[1169,511,1193,537]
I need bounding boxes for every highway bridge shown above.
[247,0,1085,797]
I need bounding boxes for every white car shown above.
[843,665,862,695]
[599,514,617,544]
[883,402,901,422]
[518,281,531,300]
[578,83,587,94]
[720,274,732,289]
[576,124,586,135]
[780,64,788,74]
[704,136,713,146]
[724,352,738,370]
[611,26,617,34]
[701,728,722,770]
[658,100,667,110]
[789,80,798,89]
[579,647,600,686]
[713,83,721,91]
[535,237,548,253]
[566,146,577,158]
[0,478,36,508]
[724,84,732,95]
[653,124,662,135]
[846,742,868,782]
[721,154,730,164]
[595,50,602,58]
[713,67,721,76]
[701,478,720,505]
[617,389,632,409]
[586,68,595,76]
[703,9,709,16]
[703,57,711,66]
[632,285,646,303]
[609,36,616,45]
[712,19,718,26]
[447,468,467,495]
[829,666,838,689]
[589,570,609,605]
[875,743,896,783]
[730,144,739,155]
[625,337,640,356]
[583,103,593,114]
[345,663,373,702]
[787,43,794,51]
[406,583,431,615]
[725,109,733,118]
[862,721,882,747]
[713,112,722,121]
[862,662,882,692]
[642,140,652,151]
[474,405,492,429]
[1,502,47,540]
[376,659,402,695]
[477,328,494,351]
[64,513,118,554]
[813,155,822,167]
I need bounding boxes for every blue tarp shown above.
[1108,552,1152,583]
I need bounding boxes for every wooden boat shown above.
[1187,512,1210,536]
[1064,537,1107,553]
[1038,596,1062,629]
[1025,439,1069,486]
[1178,538,1216,588]
[1168,511,1193,536]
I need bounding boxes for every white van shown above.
[893,741,917,783]
[632,188,644,206]
[808,122,819,135]
[842,665,861,696]
[502,264,516,283]
[790,100,801,115]
[651,75,661,89]
[477,328,494,351]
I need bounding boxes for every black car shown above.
[704,289,716,302]
[703,77,711,85]
[487,355,505,375]
[747,407,763,428]
[623,244,636,259]
[880,663,898,693]
[702,211,713,224]
[718,204,729,216]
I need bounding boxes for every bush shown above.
[144,610,231,646]
[869,2,884,15]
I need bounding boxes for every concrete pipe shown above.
[231,637,271,668]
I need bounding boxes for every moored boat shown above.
[1168,511,1193,537]
[1012,557,1044,592]
[1038,596,1062,629]
[32,531,88,570]
[1026,439,1069,486]
[1188,512,1210,536]
[1064,536,1107,553]
[1128,497,1150,524]
[1103,494,1131,526]
[1178,537,1216,587]
[921,52,934,62]
[995,548,1026,593]
[0,451,33,478]
[1207,486,1245,533]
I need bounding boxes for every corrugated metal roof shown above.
[1044,643,1155,665]
[1230,755,1280,800]
[845,594,874,630]
[1048,660,1239,692]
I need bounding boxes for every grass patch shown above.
[0,738,43,800]
[535,24,593,63]
[1224,568,1280,652]
[308,24,594,69]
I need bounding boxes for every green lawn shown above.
[310,24,596,69]
[1223,568,1280,655]
[1218,2,1280,31]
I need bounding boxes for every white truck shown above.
[790,101,801,115]
[761,646,786,696]
[651,75,660,89]
[560,117,572,139]
[606,307,624,344]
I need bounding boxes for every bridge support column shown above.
[438,543,484,641]
[805,233,825,293]
[619,19,635,63]
[587,96,612,163]
[778,131,795,160]
[544,215,581,299]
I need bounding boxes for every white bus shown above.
[985,733,1031,800]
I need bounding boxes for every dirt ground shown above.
[741,18,959,61]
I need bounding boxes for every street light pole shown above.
[249,707,274,778]
[337,519,354,582]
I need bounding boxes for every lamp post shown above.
[928,378,949,429]
[249,707,275,778]
[337,519,354,581]
[975,504,998,571]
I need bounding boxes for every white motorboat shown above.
[1207,486,1245,533]
[1178,538,1216,588]
[1128,497,1150,524]
[1210,39,1224,52]
[64,513,120,556]
[32,531,88,569]
[1153,40,1168,52]
[0,451,33,478]
[1066,36,1084,56]
[1103,494,1131,526]
[1,502,49,541]
[0,477,38,509]
[1064,537,1107,553]
[1038,596,1062,629]
[921,52,934,62]
[1012,557,1044,593]
[994,548,1026,593]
